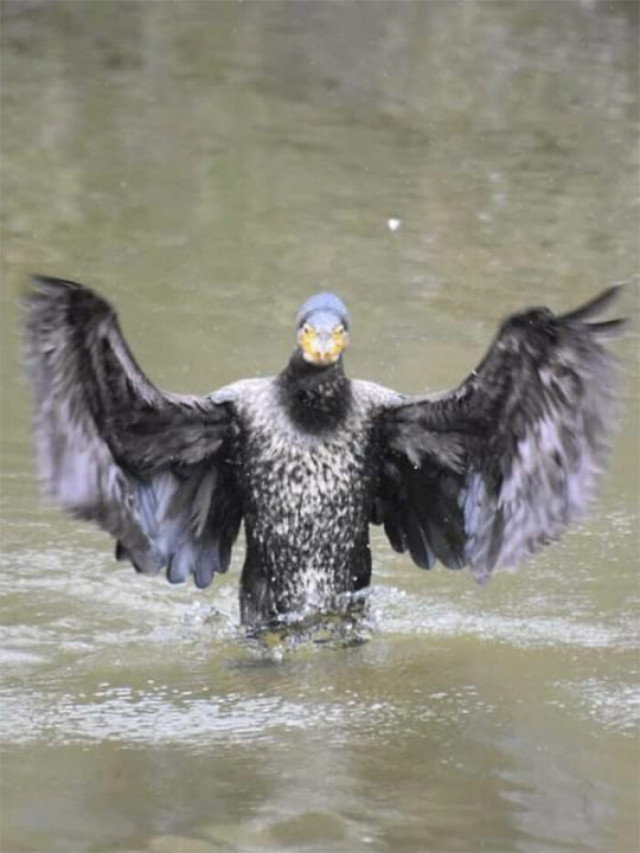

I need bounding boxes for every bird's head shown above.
[295,293,351,367]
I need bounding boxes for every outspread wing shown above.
[24,275,242,589]
[373,287,626,583]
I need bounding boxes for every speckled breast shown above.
[235,380,377,601]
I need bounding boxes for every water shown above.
[1,2,638,851]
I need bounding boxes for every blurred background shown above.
[1,2,638,852]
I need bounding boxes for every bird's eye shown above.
[302,323,313,335]
[334,325,344,336]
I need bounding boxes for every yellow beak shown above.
[298,324,349,365]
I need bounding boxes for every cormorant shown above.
[24,277,624,626]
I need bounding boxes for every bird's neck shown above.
[277,351,352,434]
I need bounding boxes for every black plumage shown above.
[24,276,625,625]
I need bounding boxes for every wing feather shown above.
[375,288,625,582]
[24,275,242,587]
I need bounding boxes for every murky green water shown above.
[1,2,638,851]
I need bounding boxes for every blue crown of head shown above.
[296,293,351,329]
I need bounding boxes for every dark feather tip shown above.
[30,274,82,292]
[585,317,629,338]
[560,285,623,324]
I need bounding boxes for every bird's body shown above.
[24,277,625,627]
[225,374,397,622]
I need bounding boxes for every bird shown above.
[24,276,625,627]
